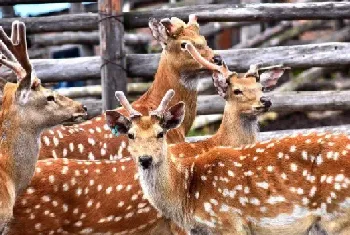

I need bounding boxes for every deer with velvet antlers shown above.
[8,36,287,235]
[37,14,220,162]
[111,88,350,235]
[0,21,86,231]
[6,16,222,235]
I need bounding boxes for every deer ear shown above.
[161,102,185,130]
[106,110,131,136]
[149,18,168,49]
[259,68,286,88]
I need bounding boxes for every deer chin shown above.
[68,113,88,123]
[180,69,214,91]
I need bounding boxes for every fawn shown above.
[37,14,221,162]
[0,21,86,230]
[111,89,350,235]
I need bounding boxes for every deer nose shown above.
[212,54,223,65]
[139,155,153,170]
[260,97,271,108]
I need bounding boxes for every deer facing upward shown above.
[37,15,220,162]
[110,89,350,234]
[0,21,86,230]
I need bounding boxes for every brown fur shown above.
[0,21,86,232]
[169,73,266,161]
[9,17,215,234]
[136,129,350,234]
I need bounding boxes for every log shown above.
[0,13,98,33]
[30,32,152,47]
[124,2,350,28]
[0,0,95,4]
[55,83,152,98]
[197,91,350,115]
[128,42,350,78]
[233,21,292,49]
[1,2,350,32]
[200,22,254,37]
[99,0,126,110]
[261,20,328,47]
[274,26,350,92]
[186,124,350,142]
[77,91,350,117]
[1,42,350,82]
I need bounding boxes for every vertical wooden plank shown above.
[1,6,15,18]
[99,0,127,111]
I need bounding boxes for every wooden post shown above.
[98,0,126,111]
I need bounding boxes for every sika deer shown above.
[169,61,287,160]
[113,90,350,235]
[38,14,219,162]
[0,21,86,230]
[6,16,223,235]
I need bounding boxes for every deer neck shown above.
[137,53,199,141]
[0,111,41,195]
[138,139,189,228]
[214,101,258,147]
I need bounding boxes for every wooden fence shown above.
[1,1,350,134]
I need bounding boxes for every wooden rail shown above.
[30,32,152,47]
[78,91,350,117]
[1,42,348,82]
[1,2,350,32]
[125,2,350,28]
[0,0,95,4]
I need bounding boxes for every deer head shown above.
[0,21,87,131]
[106,90,184,169]
[149,15,221,89]
[184,43,288,115]
[223,63,288,116]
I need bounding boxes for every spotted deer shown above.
[6,16,223,235]
[169,59,287,160]
[111,89,350,235]
[0,21,87,230]
[38,14,219,161]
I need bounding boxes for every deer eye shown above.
[47,95,55,102]
[233,89,243,95]
[128,133,135,140]
[181,42,187,49]
[157,132,164,139]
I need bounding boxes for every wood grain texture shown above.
[1,2,350,31]
[1,42,348,81]
[0,0,94,5]
[99,0,127,110]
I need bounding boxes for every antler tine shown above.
[0,40,26,79]
[0,21,32,81]
[188,14,198,25]
[115,91,141,118]
[151,89,175,117]
[244,64,260,78]
[12,21,32,73]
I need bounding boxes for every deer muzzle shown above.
[139,155,153,170]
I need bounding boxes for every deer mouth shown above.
[69,112,88,123]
